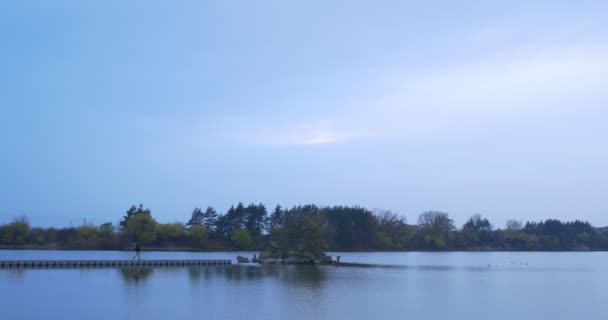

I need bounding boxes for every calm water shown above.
[1,251,606,320]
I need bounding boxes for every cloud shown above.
[248,42,608,146]
[247,120,373,146]
[407,45,608,107]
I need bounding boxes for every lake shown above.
[1,251,606,319]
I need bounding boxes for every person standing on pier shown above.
[133,241,142,260]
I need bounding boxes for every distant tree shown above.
[120,204,151,231]
[2,201,606,251]
[77,224,98,241]
[234,202,247,228]
[187,207,218,231]
[278,206,326,253]
[245,203,267,241]
[29,227,46,244]
[97,222,115,239]
[506,220,523,231]
[214,214,230,239]
[374,209,410,249]
[418,211,455,236]
[216,202,247,238]
[231,229,252,249]
[324,206,377,250]
[125,214,158,242]
[157,223,185,241]
[187,208,204,225]
[417,211,455,249]
[189,224,208,245]
[268,205,284,230]
[2,216,30,245]
[462,214,493,247]
[463,214,492,232]
[201,207,219,231]
[56,228,78,245]
[521,219,597,249]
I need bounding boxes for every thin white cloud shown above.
[252,43,608,146]
[407,45,608,108]
[249,120,373,146]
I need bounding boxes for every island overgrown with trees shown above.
[1,203,607,251]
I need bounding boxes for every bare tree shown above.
[417,211,454,236]
[373,209,406,225]
[505,220,523,231]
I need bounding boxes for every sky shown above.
[1,0,607,228]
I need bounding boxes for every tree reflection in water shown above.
[119,267,154,284]
[117,264,328,289]
[187,265,233,282]
[282,265,325,290]
[201,264,326,289]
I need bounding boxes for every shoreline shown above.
[0,245,604,253]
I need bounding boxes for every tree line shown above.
[1,203,608,251]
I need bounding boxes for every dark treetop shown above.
[2,203,607,251]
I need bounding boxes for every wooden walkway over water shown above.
[0,259,232,269]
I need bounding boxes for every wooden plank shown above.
[0,259,231,269]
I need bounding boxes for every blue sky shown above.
[1,0,607,227]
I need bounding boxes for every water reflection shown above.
[280,265,325,289]
[221,265,282,282]
[189,264,327,289]
[4,268,26,280]
[187,265,232,282]
[119,267,154,284]
[2,252,606,320]
[331,262,588,273]
[188,266,204,281]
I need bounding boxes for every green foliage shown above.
[376,231,393,247]
[120,204,151,231]
[188,207,219,232]
[2,216,30,245]
[244,203,267,242]
[188,208,204,225]
[506,220,523,231]
[157,223,185,240]
[433,235,446,249]
[577,232,590,243]
[1,204,607,252]
[461,214,493,248]
[216,203,247,238]
[189,224,209,245]
[77,225,98,241]
[417,211,455,241]
[522,219,596,250]
[98,222,115,239]
[375,210,410,249]
[268,205,284,230]
[215,202,267,244]
[30,228,46,244]
[463,214,492,233]
[324,206,377,250]
[275,206,326,253]
[231,229,252,249]
[125,214,158,243]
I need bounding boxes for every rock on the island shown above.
[257,250,333,264]
[236,256,250,263]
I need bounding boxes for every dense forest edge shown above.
[2,203,608,252]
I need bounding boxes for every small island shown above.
[237,250,333,265]
[257,250,333,264]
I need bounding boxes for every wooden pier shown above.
[0,259,232,269]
